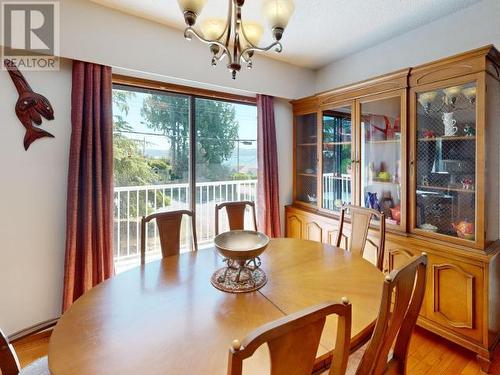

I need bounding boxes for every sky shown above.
[112,87,257,154]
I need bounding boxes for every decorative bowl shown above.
[377,171,391,181]
[214,230,270,262]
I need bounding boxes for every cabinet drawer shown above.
[425,254,484,343]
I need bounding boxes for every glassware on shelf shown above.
[360,96,402,226]
[295,113,318,205]
[321,105,352,212]
[415,82,477,241]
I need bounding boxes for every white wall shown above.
[275,99,294,234]
[316,0,500,91]
[0,62,294,337]
[0,0,304,336]
[59,0,316,100]
[0,59,72,335]
[2,0,499,336]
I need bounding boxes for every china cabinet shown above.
[286,45,500,372]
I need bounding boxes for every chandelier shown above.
[177,0,295,79]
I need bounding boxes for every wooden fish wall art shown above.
[4,59,55,150]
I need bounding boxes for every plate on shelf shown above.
[419,223,438,232]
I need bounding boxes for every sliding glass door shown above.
[195,98,258,243]
[112,84,257,272]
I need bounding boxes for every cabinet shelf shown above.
[365,139,400,144]
[367,179,399,186]
[291,46,500,369]
[418,136,476,142]
[297,173,317,177]
[297,143,317,146]
[417,185,475,193]
[323,141,351,145]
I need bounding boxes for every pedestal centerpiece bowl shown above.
[211,230,269,293]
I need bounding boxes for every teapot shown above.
[452,219,475,240]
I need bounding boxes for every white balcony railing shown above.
[113,180,257,271]
[322,173,351,210]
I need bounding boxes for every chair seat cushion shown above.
[19,356,50,375]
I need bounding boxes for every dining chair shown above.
[140,209,198,265]
[336,205,386,271]
[345,253,428,375]
[0,328,49,375]
[227,299,352,375]
[215,201,258,235]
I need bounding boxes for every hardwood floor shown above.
[13,327,500,374]
[13,331,51,368]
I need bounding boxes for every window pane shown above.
[322,106,353,212]
[195,98,258,245]
[112,86,191,272]
[360,96,402,227]
[415,83,476,240]
[295,113,318,205]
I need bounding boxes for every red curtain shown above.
[63,61,114,312]
[257,94,281,237]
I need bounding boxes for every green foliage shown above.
[113,90,164,187]
[231,172,256,180]
[141,96,239,181]
[141,95,190,180]
[195,99,239,165]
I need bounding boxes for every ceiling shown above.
[90,0,482,69]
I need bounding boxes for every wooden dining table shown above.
[49,238,384,374]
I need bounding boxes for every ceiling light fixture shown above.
[177,0,295,79]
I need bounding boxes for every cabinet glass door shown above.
[295,113,318,205]
[415,82,477,241]
[360,96,403,228]
[322,106,353,212]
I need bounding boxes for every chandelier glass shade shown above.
[177,0,295,79]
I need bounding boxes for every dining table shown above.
[48,238,384,374]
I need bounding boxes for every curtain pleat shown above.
[257,94,281,237]
[62,61,114,312]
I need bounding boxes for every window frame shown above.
[111,75,258,243]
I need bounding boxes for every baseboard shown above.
[9,318,59,343]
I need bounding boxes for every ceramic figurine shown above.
[368,162,375,181]
[463,125,475,136]
[442,112,458,136]
[365,192,381,212]
[423,129,435,138]
[462,178,474,190]
[393,160,401,183]
[422,176,430,186]
[452,219,475,240]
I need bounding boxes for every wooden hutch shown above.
[286,45,500,372]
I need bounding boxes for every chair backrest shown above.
[355,254,428,375]
[140,209,197,265]
[215,201,257,235]
[227,299,352,375]
[335,205,386,271]
[0,329,20,375]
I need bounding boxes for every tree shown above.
[141,96,239,181]
[113,90,171,218]
[113,90,162,187]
